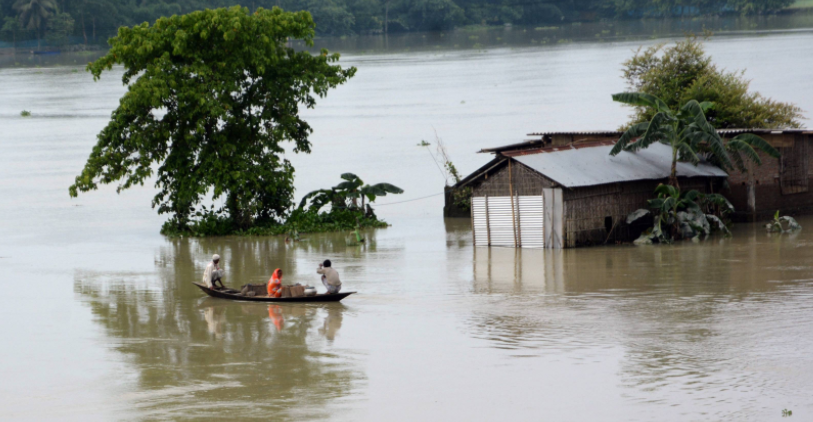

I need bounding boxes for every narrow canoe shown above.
[193,282,355,303]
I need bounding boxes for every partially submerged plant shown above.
[418,140,430,146]
[299,173,403,212]
[20,110,31,117]
[766,211,801,233]
[628,184,732,244]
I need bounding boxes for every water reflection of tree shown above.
[74,237,363,420]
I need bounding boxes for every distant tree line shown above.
[0,0,797,45]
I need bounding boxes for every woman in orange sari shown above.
[268,268,283,298]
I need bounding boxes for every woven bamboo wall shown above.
[562,178,717,247]
[471,160,554,197]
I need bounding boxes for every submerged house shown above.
[453,128,813,249]
[719,129,813,220]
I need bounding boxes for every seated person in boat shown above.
[202,254,225,289]
[317,260,341,294]
[268,268,283,298]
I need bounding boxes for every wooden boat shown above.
[193,282,355,302]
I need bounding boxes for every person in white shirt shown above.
[317,260,341,294]
[202,254,225,289]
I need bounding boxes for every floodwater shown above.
[2,25,813,421]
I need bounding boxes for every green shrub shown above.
[161,208,387,238]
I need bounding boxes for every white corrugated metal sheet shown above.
[472,196,545,248]
[485,197,516,247]
[518,196,544,248]
[512,143,727,188]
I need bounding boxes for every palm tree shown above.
[13,0,57,48]
[611,93,779,188]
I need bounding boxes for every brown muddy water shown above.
[2,29,813,421]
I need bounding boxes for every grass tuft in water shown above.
[20,110,31,117]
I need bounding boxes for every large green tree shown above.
[621,36,803,130]
[69,6,356,232]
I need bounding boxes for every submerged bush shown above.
[161,208,387,238]
[20,110,31,117]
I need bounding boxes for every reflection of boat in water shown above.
[193,282,355,302]
[198,297,345,338]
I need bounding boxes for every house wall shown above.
[471,160,555,197]
[725,134,813,220]
[563,178,717,247]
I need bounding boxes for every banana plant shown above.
[298,188,343,212]
[299,173,403,212]
[628,184,732,244]
[611,93,779,186]
[765,211,802,233]
[332,173,403,210]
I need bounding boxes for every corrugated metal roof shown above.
[526,128,811,137]
[512,143,727,188]
[526,130,622,136]
[716,128,813,135]
[480,128,812,154]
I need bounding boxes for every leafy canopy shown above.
[621,36,803,130]
[69,6,356,231]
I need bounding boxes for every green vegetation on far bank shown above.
[790,0,813,8]
[0,0,802,46]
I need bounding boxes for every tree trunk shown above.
[747,161,756,222]
[669,148,680,190]
[384,1,389,35]
[227,191,250,231]
[81,12,87,45]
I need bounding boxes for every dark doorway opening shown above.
[604,216,613,234]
